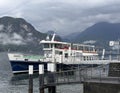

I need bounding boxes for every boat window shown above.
[59,52,62,55]
[84,47,89,51]
[25,59,28,62]
[83,56,86,61]
[55,51,60,54]
[44,44,49,48]
[55,44,61,48]
[61,45,64,49]
[65,53,68,58]
[89,47,93,51]
[87,56,89,60]
[60,44,68,49]
[14,55,21,57]
[72,45,77,50]
[79,46,83,50]
[55,44,57,48]
[45,50,52,54]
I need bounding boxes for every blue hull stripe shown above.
[10,60,48,74]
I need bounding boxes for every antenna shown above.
[51,33,55,41]
[101,49,105,60]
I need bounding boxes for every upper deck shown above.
[40,39,97,54]
[40,34,98,63]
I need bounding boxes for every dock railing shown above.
[37,65,105,86]
[28,63,120,93]
[43,64,120,85]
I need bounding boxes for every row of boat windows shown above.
[64,53,98,60]
[83,56,98,60]
[43,44,95,51]
[44,50,98,61]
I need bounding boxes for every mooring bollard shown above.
[47,63,56,93]
[28,65,33,93]
[39,65,44,93]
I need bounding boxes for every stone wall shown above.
[108,63,120,77]
[84,82,120,93]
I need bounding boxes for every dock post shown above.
[47,63,56,93]
[39,65,44,93]
[48,86,56,93]
[28,65,33,93]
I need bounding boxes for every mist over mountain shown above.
[0,16,47,45]
[0,16,56,53]
[64,22,120,49]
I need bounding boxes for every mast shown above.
[51,33,55,41]
[52,44,55,62]
[51,33,55,62]
[101,49,105,60]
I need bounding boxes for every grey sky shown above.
[0,0,120,36]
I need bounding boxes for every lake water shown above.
[0,52,83,93]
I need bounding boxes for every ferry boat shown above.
[8,34,109,74]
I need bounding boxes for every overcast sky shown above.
[0,0,120,36]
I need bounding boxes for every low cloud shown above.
[83,40,96,44]
[0,24,4,31]
[0,33,26,45]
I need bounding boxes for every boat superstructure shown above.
[40,34,99,65]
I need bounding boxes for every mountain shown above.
[65,22,120,49]
[1,16,119,52]
[0,16,60,53]
[62,32,81,42]
[47,30,55,35]
[76,22,120,41]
